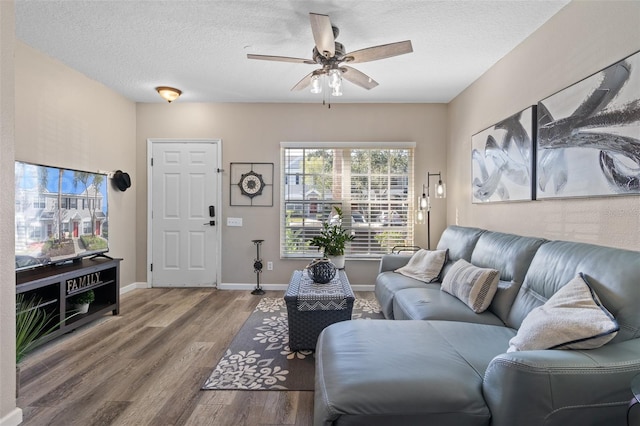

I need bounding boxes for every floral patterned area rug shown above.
[201,296,383,391]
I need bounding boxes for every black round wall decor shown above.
[238,170,265,198]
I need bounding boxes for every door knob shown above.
[203,220,215,226]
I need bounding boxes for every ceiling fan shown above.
[247,12,413,96]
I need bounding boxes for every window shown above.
[61,197,77,209]
[84,198,94,211]
[281,142,416,258]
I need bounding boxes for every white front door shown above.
[148,139,220,287]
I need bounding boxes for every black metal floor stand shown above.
[251,239,265,295]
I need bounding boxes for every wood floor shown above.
[17,287,361,426]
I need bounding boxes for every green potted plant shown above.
[15,294,71,396]
[68,289,95,314]
[16,295,55,365]
[309,206,355,269]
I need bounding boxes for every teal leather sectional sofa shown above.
[314,226,640,426]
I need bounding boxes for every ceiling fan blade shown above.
[345,40,413,64]
[291,72,314,91]
[309,13,335,58]
[341,66,379,90]
[247,54,316,64]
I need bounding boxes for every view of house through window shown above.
[281,143,415,258]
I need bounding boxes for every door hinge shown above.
[151,158,153,166]
[150,263,153,272]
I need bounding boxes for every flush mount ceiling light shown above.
[155,86,182,103]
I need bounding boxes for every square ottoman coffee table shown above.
[284,269,355,351]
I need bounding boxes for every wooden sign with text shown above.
[66,271,102,295]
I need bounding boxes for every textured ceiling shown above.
[15,0,570,104]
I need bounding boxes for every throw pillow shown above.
[441,259,499,313]
[507,273,619,352]
[395,249,448,283]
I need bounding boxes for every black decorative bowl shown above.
[307,258,337,284]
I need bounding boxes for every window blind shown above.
[281,142,416,259]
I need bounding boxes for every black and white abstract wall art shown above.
[537,50,640,199]
[472,106,536,203]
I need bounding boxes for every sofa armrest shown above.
[483,338,640,426]
[378,254,412,274]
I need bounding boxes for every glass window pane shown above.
[282,146,414,258]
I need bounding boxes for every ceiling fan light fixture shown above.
[155,86,182,103]
[310,75,322,94]
[247,12,413,101]
[332,81,343,97]
[328,69,341,89]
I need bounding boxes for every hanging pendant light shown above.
[435,178,446,198]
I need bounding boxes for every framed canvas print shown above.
[472,106,536,203]
[536,50,640,199]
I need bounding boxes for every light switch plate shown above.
[227,217,243,227]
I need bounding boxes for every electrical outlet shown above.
[267,261,273,271]
[226,217,243,227]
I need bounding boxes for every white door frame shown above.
[146,138,222,287]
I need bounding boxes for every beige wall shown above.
[3,3,639,422]
[2,22,138,423]
[0,2,19,424]
[3,42,137,422]
[136,103,448,285]
[447,0,640,250]
[14,42,138,287]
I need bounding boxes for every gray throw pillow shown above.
[441,259,499,313]
[507,273,619,352]
[395,249,448,283]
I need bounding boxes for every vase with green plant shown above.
[309,206,355,269]
[68,289,95,314]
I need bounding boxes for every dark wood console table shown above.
[16,257,121,345]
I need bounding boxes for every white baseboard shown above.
[122,282,375,292]
[217,283,289,291]
[351,284,375,292]
[217,282,375,292]
[0,408,22,426]
[120,282,149,295]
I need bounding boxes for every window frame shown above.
[280,141,417,260]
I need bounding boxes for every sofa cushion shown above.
[375,226,486,320]
[395,249,447,283]
[507,273,619,352]
[375,271,432,319]
[441,259,499,313]
[435,225,485,276]
[315,320,515,426]
[378,253,414,274]
[469,231,547,322]
[392,287,505,325]
[506,241,640,343]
